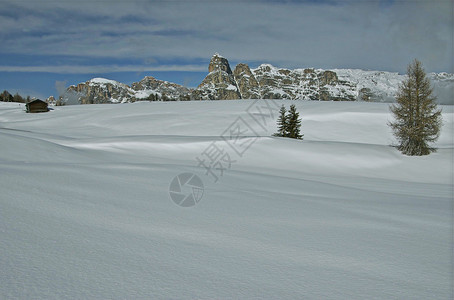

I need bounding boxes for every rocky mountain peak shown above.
[131,76,159,90]
[193,53,241,100]
[208,53,233,74]
[234,63,254,77]
[131,76,188,92]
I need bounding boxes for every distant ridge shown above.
[54,54,454,105]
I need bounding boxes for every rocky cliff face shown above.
[62,78,134,104]
[61,77,191,104]
[58,54,454,104]
[251,65,357,101]
[192,53,241,100]
[131,76,192,101]
[193,55,358,101]
[233,63,260,99]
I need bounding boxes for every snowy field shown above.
[0,100,452,299]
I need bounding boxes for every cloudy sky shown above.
[0,0,452,99]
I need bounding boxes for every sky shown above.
[0,0,452,99]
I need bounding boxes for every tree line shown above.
[1,90,32,103]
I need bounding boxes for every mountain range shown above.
[55,53,454,105]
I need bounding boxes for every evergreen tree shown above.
[13,93,24,103]
[273,105,288,137]
[286,104,303,139]
[389,59,442,156]
[1,90,9,102]
[147,93,156,101]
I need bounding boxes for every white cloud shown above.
[0,0,452,73]
[0,64,206,74]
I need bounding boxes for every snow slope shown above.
[0,101,452,299]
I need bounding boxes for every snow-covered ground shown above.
[0,100,452,299]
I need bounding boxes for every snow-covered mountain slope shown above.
[429,72,454,105]
[251,64,453,103]
[333,69,454,104]
[1,100,452,299]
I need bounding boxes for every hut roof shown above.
[27,99,47,105]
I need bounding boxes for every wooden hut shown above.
[26,99,48,113]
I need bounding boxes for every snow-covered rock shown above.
[62,78,134,104]
[46,95,56,106]
[62,76,192,104]
[194,54,452,102]
[131,76,192,101]
[252,64,357,101]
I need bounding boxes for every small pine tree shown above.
[286,104,303,139]
[389,59,442,156]
[273,105,288,137]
